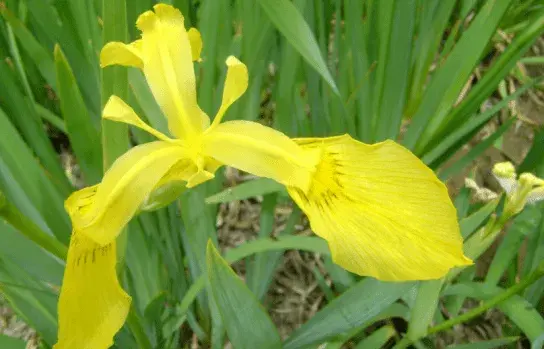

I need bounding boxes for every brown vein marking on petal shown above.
[289,147,355,218]
[75,243,112,267]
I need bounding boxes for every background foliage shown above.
[0,0,543,348]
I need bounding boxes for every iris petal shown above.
[103,95,173,142]
[288,135,472,280]
[55,188,130,349]
[72,142,189,245]
[100,40,143,68]
[211,56,248,126]
[202,120,318,191]
[188,28,203,62]
[136,4,209,139]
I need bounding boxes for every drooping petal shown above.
[136,4,209,139]
[72,142,190,245]
[100,40,143,68]
[188,28,203,62]
[202,120,319,191]
[287,135,472,281]
[55,188,130,349]
[211,56,248,126]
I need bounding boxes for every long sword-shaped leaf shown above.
[54,45,102,185]
[0,108,71,242]
[403,0,513,152]
[284,279,416,349]
[206,242,282,349]
[257,0,339,95]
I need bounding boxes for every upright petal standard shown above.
[55,3,471,348]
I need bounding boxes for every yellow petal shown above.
[103,95,173,142]
[70,142,189,245]
[202,120,318,190]
[211,56,249,126]
[100,40,143,68]
[140,155,221,209]
[136,4,210,140]
[54,229,130,349]
[528,186,544,204]
[287,135,472,281]
[188,28,203,62]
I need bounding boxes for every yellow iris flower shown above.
[54,4,471,348]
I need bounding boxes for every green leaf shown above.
[439,118,515,180]
[257,0,339,95]
[486,206,541,285]
[34,103,67,134]
[532,334,544,349]
[180,186,217,325]
[429,11,544,150]
[247,205,302,301]
[422,79,540,167]
[246,193,278,300]
[444,282,544,342]
[26,0,100,115]
[0,220,63,286]
[205,178,285,204]
[374,0,416,141]
[407,0,456,114]
[446,337,519,349]
[101,0,130,170]
[206,241,282,349]
[0,334,26,349]
[283,279,415,349]
[128,69,169,135]
[403,0,514,151]
[101,0,131,278]
[459,199,500,239]
[0,8,57,91]
[54,45,102,185]
[0,107,71,242]
[406,279,443,340]
[519,126,544,173]
[175,235,330,322]
[0,260,58,346]
[354,325,396,349]
[226,236,329,262]
[524,208,544,305]
[0,62,72,196]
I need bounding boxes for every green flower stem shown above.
[395,259,544,348]
[0,195,67,261]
